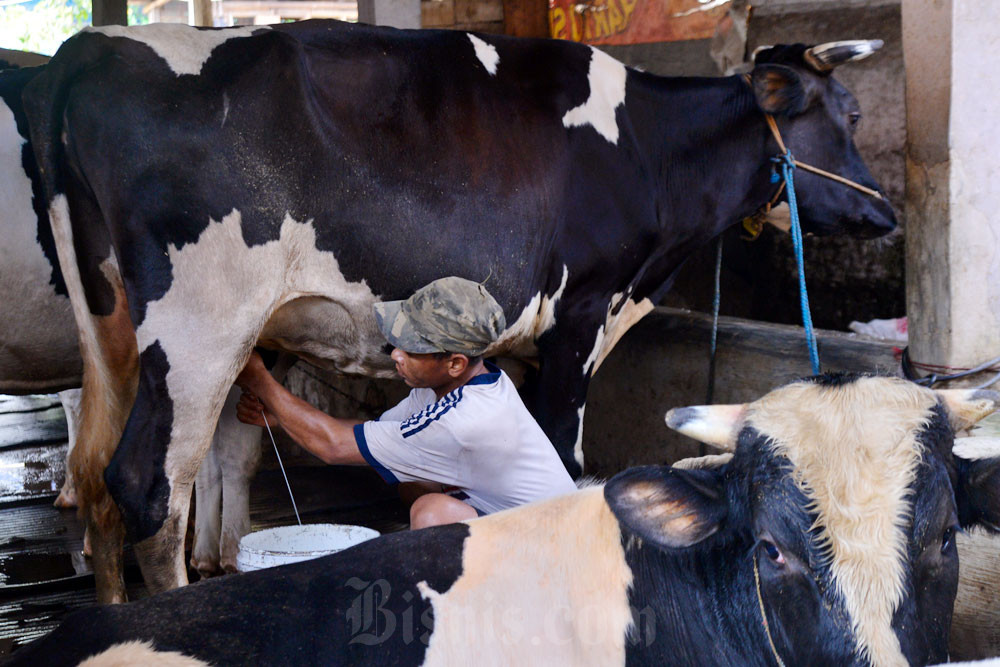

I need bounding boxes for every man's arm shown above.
[235,352,365,465]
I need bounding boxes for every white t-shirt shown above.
[354,362,577,515]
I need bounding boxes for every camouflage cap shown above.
[373,277,507,357]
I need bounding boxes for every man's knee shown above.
[409,493,477,530]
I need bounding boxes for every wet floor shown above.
[0,394,409,658]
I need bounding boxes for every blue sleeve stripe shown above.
[354,423,400,485]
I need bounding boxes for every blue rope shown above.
[774,150,821,375]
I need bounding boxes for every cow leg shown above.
[54,388,82,508]
[191,441,222,578]
[521,322,607,479]
[109,338,257,594]
[217,393,262,573]
[71,305,138,604]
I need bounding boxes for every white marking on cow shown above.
[84,24,265,77]
[467,34,499,76]
[0,103,80,392]
[79,640,209,666]
[573,404,586,468]
[562,47,627,145]
[582,293,653,377]
[418,487,632,665]
[746,377,938,667]
[135,209,395,528]
[954,436,1000,461]
[221,93,230,126]
[489,265,568,360]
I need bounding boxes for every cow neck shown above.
[621,532,779,666]
[622,75,776,305]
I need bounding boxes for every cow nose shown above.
[856,196,898,239]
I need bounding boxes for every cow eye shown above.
[941,526,957,554]
[761,540,786,565]
[848,112,861,127]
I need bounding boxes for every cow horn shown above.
[804,39,884,72]
[937,389,1000,432]
[953,436,1000,461]
[672,453,734,470]
[751,45,773,63]
[664,404,746,452]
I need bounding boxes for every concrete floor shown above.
[0,394,409,658]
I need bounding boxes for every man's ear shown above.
[750,64,814,116]
[955,438,1000,531]
[447,354,469,377]
[605,465,728,549]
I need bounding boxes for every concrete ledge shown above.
[582,307,899,477]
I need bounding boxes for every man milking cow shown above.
[235,277,577,528]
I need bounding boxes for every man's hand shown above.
[235,350,270,395]
[236,390,275,428]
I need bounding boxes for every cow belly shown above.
[0,96,81,392]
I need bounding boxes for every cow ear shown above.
[605,465,728,549]
[954,437,1000,531]
[750,64,812,116]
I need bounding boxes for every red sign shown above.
[549,0,730,46]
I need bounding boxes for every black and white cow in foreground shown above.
[9,375,1000,667]
[0,63,266,581]
[22,22,897,598]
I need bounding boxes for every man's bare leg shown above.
[409,493,478,529]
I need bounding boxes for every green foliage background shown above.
[0,0,148,56]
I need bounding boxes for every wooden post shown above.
[902,0,1000,378]
[502,0,548,37]
[189,0,214,26]
[92,0,127,26]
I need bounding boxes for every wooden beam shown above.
[189,0,213,25]
[502,0,547,38]
[92,0,127,26]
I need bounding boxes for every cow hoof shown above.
[54,486,78,508]
[221,560,239,575]
[190,557,222,580]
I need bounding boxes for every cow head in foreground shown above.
[620,375,1000,666]
[746,40,896,238]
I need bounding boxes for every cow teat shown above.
[664,404,746,452]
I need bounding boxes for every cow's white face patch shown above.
[489,265,568,360]
[84,24,266,77]
[747,377,938,667]
[0,105,79,390]
[418,488,633,664]
[562,47,627,145]
[467,34,499,76]
[582,292,653,377]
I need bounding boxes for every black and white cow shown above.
[0,63,267,587]
[8,376,1000,666]
[22,22,896,596]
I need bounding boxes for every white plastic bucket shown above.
[236,524,380,572]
